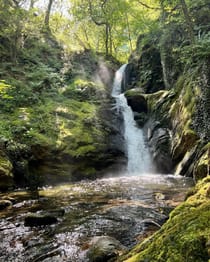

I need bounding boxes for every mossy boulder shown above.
[120,177,210,262]
[87,236,126,262]
[0,150,13,190]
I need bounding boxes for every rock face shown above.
[123,51,209,180]
[121,63,135,92]
[117,5,210,262]
[87,236,126,262]
[146,121,173,173]
[129,36,164,93]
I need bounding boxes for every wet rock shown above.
[171,130,199,162]
[134,112,148,127]
[24,212,58,227]
[125,90,148,113]
[121,63,134,92]
[174,145,198,176]
[87,236,126,262]
[0,200,12,210]
[146,120,173,173]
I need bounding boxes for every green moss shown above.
[120,178,210,262]
[145,90,171,112]
[172,129,199,161]
[63,78,102,101]
[194,145,210,182]
[124,88,145,98]
[0,153,13,189]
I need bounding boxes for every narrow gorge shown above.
[0,0,209,261]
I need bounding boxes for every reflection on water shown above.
[0,174,193,261]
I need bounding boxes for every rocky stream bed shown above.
[0,174,193,262]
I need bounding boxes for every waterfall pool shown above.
[0,174,193,261]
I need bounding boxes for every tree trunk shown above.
[159,0,167,24]
[109,25,112,55]
[125,11,133,53]
[30,0,36,9]
[44,0,54,29]
[179,0,195,44]
[105,24,109,57]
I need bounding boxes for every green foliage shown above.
[69,0,160,61]
[180,32,210,67]
[62,78,102,101]
[0,80,13,99]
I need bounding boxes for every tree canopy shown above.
[0,0,209,62]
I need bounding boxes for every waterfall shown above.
[112,64,154,174]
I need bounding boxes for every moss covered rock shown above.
[172,129,199,162]
[0,150,13,190]
[87,236,126,262]
[125,89,148,114]
[120,177,210,262]
[193,144,210,182]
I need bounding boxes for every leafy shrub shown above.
[63,78,99,101]
[180,32,210,67]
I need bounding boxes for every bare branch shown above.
[88,0,106,26]
[136,0,161,10]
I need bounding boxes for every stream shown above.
[0,65,194,261]
[0,175,193,261]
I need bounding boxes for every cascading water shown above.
[112,64,154,174]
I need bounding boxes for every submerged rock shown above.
[87,236,126,262]
[0,199,12,210]
[24,212,58,227]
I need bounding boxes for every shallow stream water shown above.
[0,174,193,261]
